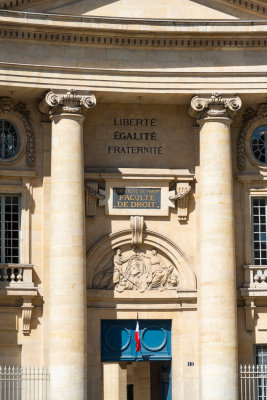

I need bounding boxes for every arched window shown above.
[251,125,267,164]
[0,120,20,160]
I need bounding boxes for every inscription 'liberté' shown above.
[113,188,161,209]
[107,118,163,155]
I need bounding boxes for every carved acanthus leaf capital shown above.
[190,93,242,121]
[41,89,96,117]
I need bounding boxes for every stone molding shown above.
[237,103,267,171]
[219,0,267,16]
[2,26,267,49]
[1,11,267,50]
[41,89,96,117]
[1,1,267,17]
[0,97,34,166]
[2,0,267,17]
[190,92,242,121]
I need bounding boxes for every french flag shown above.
[135,321,141,352]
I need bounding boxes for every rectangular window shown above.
[256,345,267,366]
[255,345,267,400]
[252,198,267,265]
[0,194,21,263]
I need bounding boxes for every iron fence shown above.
[0,366,49,400]
[240,365,267,400]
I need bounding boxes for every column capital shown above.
[39,89,96,117]
[190,92,241,122]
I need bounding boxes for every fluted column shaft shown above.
[44,90,96,400]
[191,94,242,400]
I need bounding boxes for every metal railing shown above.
[0,366,49,400]
[240,365,267,400]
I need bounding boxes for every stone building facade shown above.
[0,1,267,399]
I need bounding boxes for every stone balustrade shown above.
[0,264,34,287]
[243,265,267,288]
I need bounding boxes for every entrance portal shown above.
[101,320,172,400]
[103,361,171,400]
[127,361,171,400]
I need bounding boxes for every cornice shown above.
[219,0,267,17]
[0,0,45,10]
[1,0,267,19]
[2,27,267,49]
[0,11,267,49]
[1,10,267,32]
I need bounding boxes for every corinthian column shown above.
[44,89,96,400]
[190,93,241,400]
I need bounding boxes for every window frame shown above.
[0,184,30,265]
[0,193,21,263]
[0,114,26,165]
[244,117,267,170]
[251,197,267,266]
[0,119,20,161]
[243,189,267,266]
[250,124,267,165]
[254,344,267,366]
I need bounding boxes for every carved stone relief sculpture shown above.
[92,246,180,293]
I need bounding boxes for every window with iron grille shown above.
[252,198,267,265]
[0,194,21,263]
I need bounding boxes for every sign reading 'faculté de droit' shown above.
[113,188,161,209]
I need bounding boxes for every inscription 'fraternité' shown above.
[107,117,163,155]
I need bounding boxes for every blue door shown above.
[101,320,172,362]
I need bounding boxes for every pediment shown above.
[2,0,267,19]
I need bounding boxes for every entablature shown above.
[1,10,267,49]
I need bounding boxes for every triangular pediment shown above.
[1,0,267,19]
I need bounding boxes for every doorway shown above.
[101,320,172,400]
[127,361,171,400]
[103,360,171,400]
